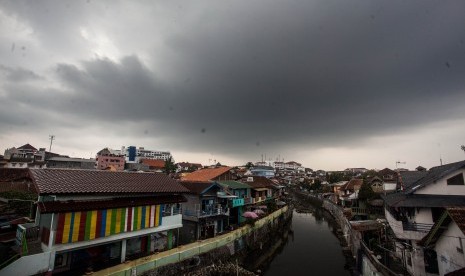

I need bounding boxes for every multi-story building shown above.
[46,157,95,170]
[122,146,172,163]
[1,168,188,275]
[95,148,125,171]
[383,160,465,276]
[3,144,47,169]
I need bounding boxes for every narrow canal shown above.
[262,209,351,276]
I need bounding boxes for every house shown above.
[284,161,301,170]
[217,180,253,224]
[383,160,465,276]
[339,179,363,207]
[250,166,275,178]
[181,166,235,182]
[242,176,274,205]
[95,148,125,171]
[175,162,202,173]
[377,168,398,192]
[46,157,95,170]
[3,144,47,169]
[419,207,465,276]
[0,168,188,275]
[178,182,231,243]
[141,159,165,172]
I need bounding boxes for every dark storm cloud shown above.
[1,0,465,163]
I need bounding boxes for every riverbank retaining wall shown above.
[307,194,400,276]
[92,205,291,276]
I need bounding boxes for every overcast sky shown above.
[1,0,465,170]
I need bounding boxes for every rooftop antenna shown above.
[49,135,55,152]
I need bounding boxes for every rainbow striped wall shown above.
[55,205,163,244]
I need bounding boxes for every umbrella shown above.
[276,201,286,206]
[242,211,259,219]
[254,209,265,215]
[257,205,267,209]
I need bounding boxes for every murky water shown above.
[263,210,350,276]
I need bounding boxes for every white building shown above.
[122,146,172,163]
[384,160,465,276]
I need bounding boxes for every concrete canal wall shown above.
[93,206,291,276]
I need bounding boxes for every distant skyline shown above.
[1,1,465,171]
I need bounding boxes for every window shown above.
[447,173,464,185]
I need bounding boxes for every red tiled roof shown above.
[29,169,189,194]
[141,159,166,169]
[38,195,187,213]
[340,179,363,191]
[181,166,232,182]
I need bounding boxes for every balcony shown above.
[231,198,244,208]
[183,206,229,221]
[385,208,433,241]
[243,197,253,205]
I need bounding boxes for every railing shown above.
[351,207,368,215]
[243,197,253,205]
[402,222,434,232]
[360,241,399,276]
[162,208,182,217]
[183,207,229,218]
[16,223,39,245]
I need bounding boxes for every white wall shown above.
[0,252,51,276]
[416,169,465,196]
[414,208,434,224]
[435,222,465,276]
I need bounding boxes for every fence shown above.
[93,206,289,276]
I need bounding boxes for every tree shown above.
[327,172,344,184]
[358,181,376,201]
[245,162,254,169]
[163,157,176,175]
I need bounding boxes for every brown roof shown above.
[18,143,37,151]
[181,166,232,182]
[38,195,187,213]
[141,159,166,169]
[179,181,220,195]
[242,176,274,189]
[29,169,189,195]
[340,179,363,191]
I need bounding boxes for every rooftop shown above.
[181,166,232,182]
[28,168,189,195]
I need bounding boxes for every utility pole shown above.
[49,135,55,152]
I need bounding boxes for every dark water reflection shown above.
[263,210,350,276]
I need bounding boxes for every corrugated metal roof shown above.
[217,180,251,189]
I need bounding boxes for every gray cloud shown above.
[1,0,465,167]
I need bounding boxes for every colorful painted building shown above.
[1,168,188,275]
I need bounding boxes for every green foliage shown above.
[163,157,176,175]
[245,162,254,169]
[310,178,322,191]
[358,181,376,201]
[0,191,36,217]
[327,172,345,183]
[361,170,381,180]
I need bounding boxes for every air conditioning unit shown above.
[247,177,253,182]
